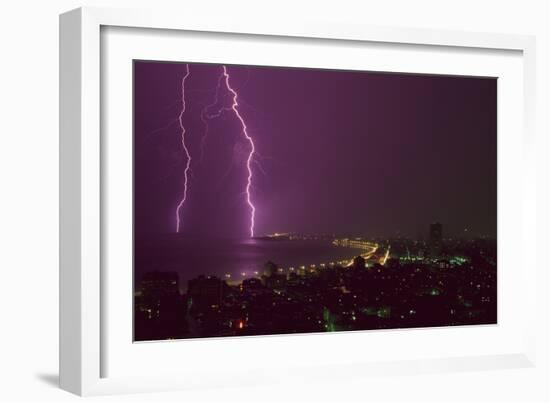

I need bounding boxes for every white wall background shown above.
[0,0,548,401]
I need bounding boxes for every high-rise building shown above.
[140,271,179,298]
[135,272,183,340]
[187,275,224,308]
[429,222,443,257]
[263,261,278,277]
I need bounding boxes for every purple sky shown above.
[134,61,496,239]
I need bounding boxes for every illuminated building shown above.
[429,222,443,257]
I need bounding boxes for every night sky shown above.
[134,61,496,240]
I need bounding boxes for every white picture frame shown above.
[59,6,537,396]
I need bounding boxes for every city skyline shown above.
[134,220,497,340]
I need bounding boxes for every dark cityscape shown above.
[134,61,497,341]
[135,224,496,341]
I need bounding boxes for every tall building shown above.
[187,275,224,308]
[140,271,180,298]
[429,222,443,257]
[263,261,278,277]
[135,271,183,340]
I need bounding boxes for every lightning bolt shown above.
[175,64,257,238]
[222,65,256,238]
[175,64,192,233]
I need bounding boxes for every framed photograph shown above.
[60,7,537,396]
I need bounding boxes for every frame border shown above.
[59,6,537,396]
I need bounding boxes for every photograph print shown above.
[133,61,497,341]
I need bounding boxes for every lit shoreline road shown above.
[224,239,381,285]
[332,238,381,267]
